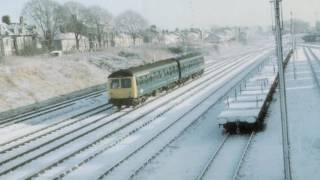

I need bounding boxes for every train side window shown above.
[121,78,131,88]
[111,79,120,89]
[137,78,141,85]
[140,76,146,84]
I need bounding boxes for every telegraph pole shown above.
[272,0,292,180]
[290,12,297,80]
[290,12,295,52]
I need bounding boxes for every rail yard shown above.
[0,43,320,180]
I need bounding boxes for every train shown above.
[108,53,205,108]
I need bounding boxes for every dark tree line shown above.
[21,0,149,50]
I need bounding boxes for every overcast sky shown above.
[1,0,320,29]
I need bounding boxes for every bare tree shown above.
[115,10,148,45]
[62,1,88,50]
[85,6,113,48]
[22,0,64,50]
[2,15,11,25]
[315,21,320,33]
[142,25,160,43]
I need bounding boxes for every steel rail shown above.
[26,52,260,179]
[232,132,255,180]
[95,52,271,180]
[0,53,254,177]
[0,89,105,128]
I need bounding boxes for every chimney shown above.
[19,16,24,25]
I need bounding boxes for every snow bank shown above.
[0,42,267,114]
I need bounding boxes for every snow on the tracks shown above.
[238,46,320,180]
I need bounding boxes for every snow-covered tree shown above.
[85,6,113,48]
[315,21,320,33]
[22,0,64,49]
[61,1,88,50]
[115,10,148,45]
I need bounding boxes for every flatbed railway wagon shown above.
[218,63,279,133]
[108,53,204,108]
[217,51,293,133]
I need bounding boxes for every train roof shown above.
[108,52,202,78]
[108,59,176,78]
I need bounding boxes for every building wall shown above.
[54,34,90,52]
[13,36,33,54]
[113,35,143,48]
[0,37,13,56]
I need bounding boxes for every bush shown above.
[118,51,140,58]
[18,45,47,56]
[167,46,184,54]
[302,34,320,43]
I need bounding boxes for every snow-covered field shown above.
[0,41,270,113]
[0,46,174,113]
[11,38,320,180]
[0,39,278,179]
[238,46,320,180]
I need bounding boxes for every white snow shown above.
[239,46,320,180]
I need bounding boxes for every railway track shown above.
[0,53,235,154]
[0,58,226,151]
[0,89,106,129]
[232,132,255,180]
[0,103,114,153]
[127,58,274,180]
[303,48,320,91]
[195,132,255,180]
[0,48,261,134]
[195,134,230,180]
[18,51,267,179]
[103,54,271,180]
[0,52,255,178]
[89,53,270,180]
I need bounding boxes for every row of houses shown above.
[0,17,41,56]
[151,27,246,45]
[1,17,247,56]
[0,17,146,55]
[53,27,247,52]
[53,32,144,52]
[53,28,245,52]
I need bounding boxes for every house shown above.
[0,17,41,56]
[112,33,143,47]
[204,33,221,44]
[186,31,202,43]
[0,23,13,56]
[6,17,40,54]
[159,32,181,45]
[53,33,90,52]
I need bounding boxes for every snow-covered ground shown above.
[238,46,320,180]
[0,46,173,113]
[0,39,276,180]
[0,41,269,113]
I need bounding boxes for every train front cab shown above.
[108,76,138,107]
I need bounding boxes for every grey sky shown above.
[1,0,320,29]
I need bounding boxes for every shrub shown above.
[167,46,184,54]
[118,51,140,58]
[18,45,47,56]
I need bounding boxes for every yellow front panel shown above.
[109,88,132,99]
[108,77,138,99]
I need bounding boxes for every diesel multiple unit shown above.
[108,53,205,107]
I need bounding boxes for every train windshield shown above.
[121,78,131,88]
[111,79,120,89]
[110,78,131,89]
